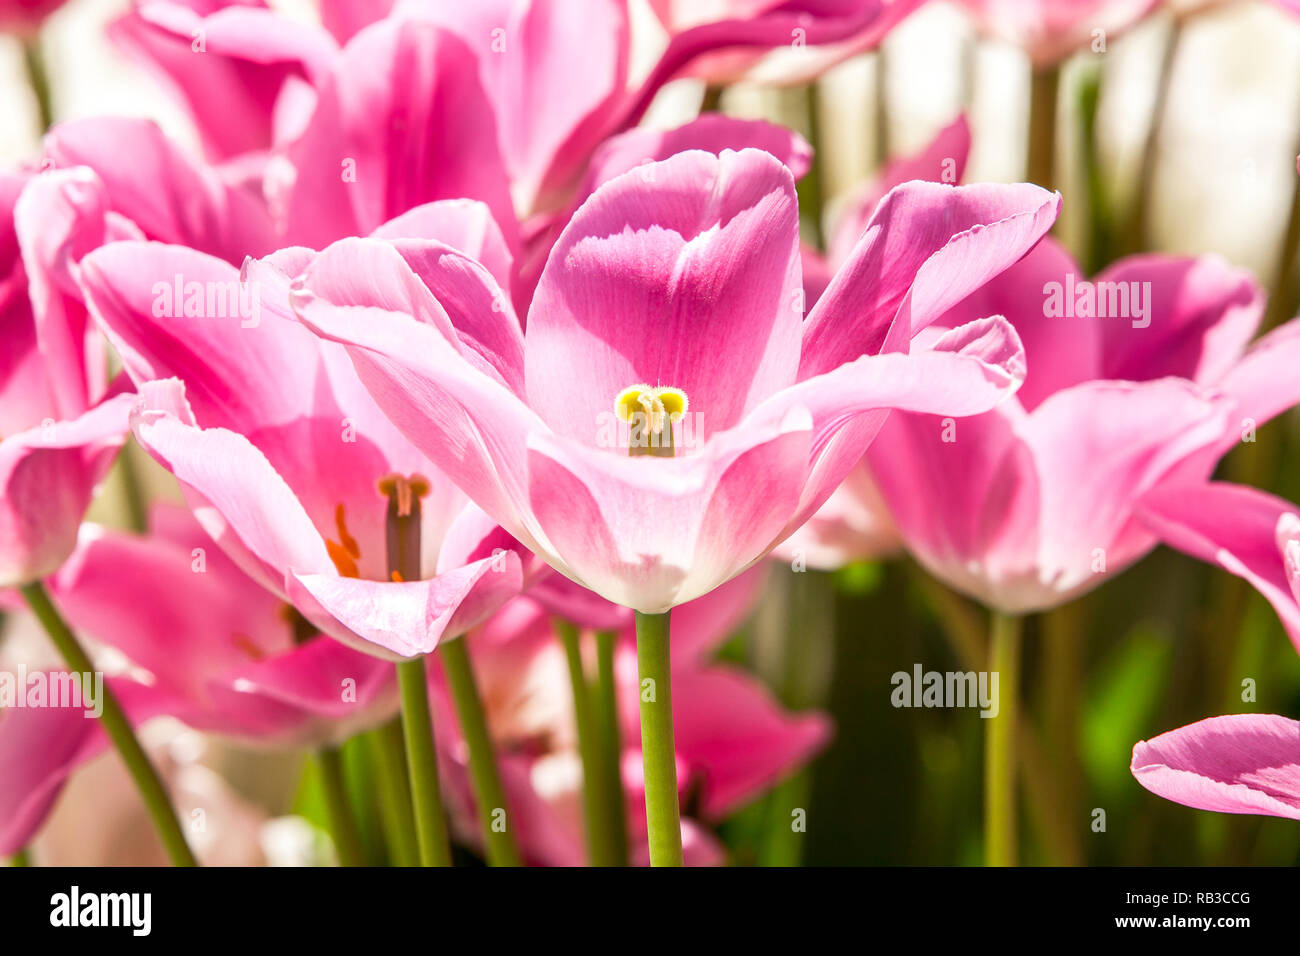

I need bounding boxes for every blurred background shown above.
[5,0,1300,865]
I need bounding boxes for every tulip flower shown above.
[1127,484,1300,822]
[1131,714,1300,822]
[0,504,400,857]
[77,202,528,661]
[289,146,1055,861]
[957,0,1160,67]
[1136,480,1300,653]
[431,569,830,865]
[823,241,1296,616]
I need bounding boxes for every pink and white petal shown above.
[13,168,112,420]
[282,20,515,250]
[527,148,803,445]
[664,564,768,665]
[671,665,831,818]
[774,461,902,569]
[207,636,398,744]
[524,407,812,611]
[1131,714,1300,820]
[520,115,811,308]
[0,677,177,856]
[109,1,337,160]
[800,181,1059,377]
[1214,317,1300,432]
[753,315,1029,538]
[1021,380,1233,607]
[321,0,395,43]
[292,264,546,540]
[130,379,332,595]
[867,403,1041,609]
[0,393,132,587]
[827,114,972,268]
[79,241,323,432]
[44,118,276,263]
[48,518,291,703]
[290,552,523,659]
[1136,482,1300,652]
[934,238,1099,410]
[372,198,514,293]
[1095,255,1263,386]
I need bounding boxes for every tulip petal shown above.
[1136,482,1300,652]
[527,147,803,446]
[1132,714,1300,820]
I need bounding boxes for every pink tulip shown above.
[644,0,927,87]
[958,0,1160,67]
[1131,714,1300,821]
[431,569,829,865]
[1136,481,1300,654]
[0,503,401,855]
[289,148,1056,612]
[76,200,533,660]
[108,1,339,162]
[808,238,1300,613]
[0,168,140,587]
[109,2,913,216]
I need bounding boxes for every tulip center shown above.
[378,473,430,582]
[614,384,688,458]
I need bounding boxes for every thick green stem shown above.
[440,636,522,866]
[984,610,1022,867]
[7,849,31,867]
[367,719,419,866]
[594,629,629,865]
[20,582,197,867]
[317,744,364,867]
[396,657,452,867]
[1027,66,1060,194]
[22,38,54,133]
[635,610,682,867]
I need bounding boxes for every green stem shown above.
[317,744,364,867]
[635,610,683,867]
[116,445,149,534]
[396,656,452,867]
[594,629,629,865]
[440,636,522,866]
[20,582,197,867]
[984,610,1022,867]
[367,719,419,866]
[7,848,31,867]
[21,37,54,133]
[556,621,621,865]
[1027,65,1060,194]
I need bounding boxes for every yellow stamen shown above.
[614,384,688,458]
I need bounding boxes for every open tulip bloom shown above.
[281,146,1058,861]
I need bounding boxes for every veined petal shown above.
[1136,482,1300,653]
[527,148,803,446]
[800,180,1059,376]
[1132,714,1300,820]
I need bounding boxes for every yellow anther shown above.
[614,384,688,458]
[377,473,431,518]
